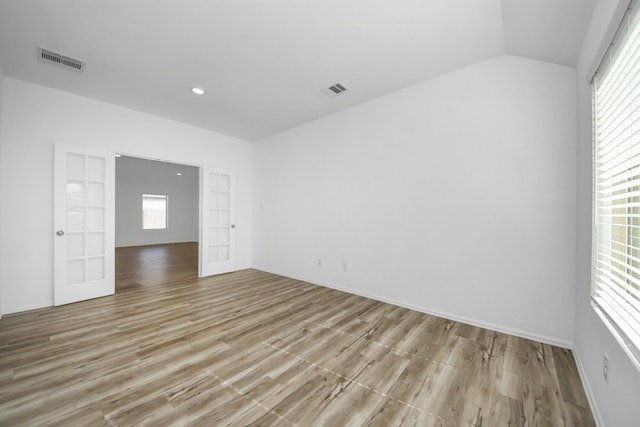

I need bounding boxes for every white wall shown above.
[253,55,577,346]
[0,68,3,318]
[0,77,252,314]
[575,1,640,426]
[115,157,198,247]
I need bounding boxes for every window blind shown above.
[592,0,640,366]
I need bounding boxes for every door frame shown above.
[111,152,237,282]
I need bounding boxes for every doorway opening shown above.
[115,243,198,290]
[55,145,236,305]
[114,156,199,290]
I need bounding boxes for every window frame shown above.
[142,193,168,230]
[591,0,640,371]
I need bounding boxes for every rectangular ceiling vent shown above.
[38,47,84,72]
[321,82,348,97]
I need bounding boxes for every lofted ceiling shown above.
[0,0,595,141]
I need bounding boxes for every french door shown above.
[200,167,236,277]
[53,143,115,305]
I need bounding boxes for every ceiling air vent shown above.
[321,82,349,98]
[38,47,84,72]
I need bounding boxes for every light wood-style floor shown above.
[0,243,595,426]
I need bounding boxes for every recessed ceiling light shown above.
[191,87,206,95]
[115,154,122,157]
[176,172,182,176]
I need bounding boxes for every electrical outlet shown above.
[317,258,322,267]
[342,262,348,272]
[603,353,609,382]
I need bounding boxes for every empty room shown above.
[0,0,639,426]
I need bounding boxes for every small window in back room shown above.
[142,194,167,229]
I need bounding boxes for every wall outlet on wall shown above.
[342,262,348,272]
[603,353,609,382]
[317,258,322,267]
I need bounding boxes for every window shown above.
[592,1,640,366]
[142,194,167,229]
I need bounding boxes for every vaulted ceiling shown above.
[0,0,595,141]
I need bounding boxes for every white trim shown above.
[2,300,52,315]
[573,346,606,427]
[254,267,574,349]
[592,301,640,372]
[586,0,632,82]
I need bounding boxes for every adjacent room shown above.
[0,0,639,426]
[115,156,200,290]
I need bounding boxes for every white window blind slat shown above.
[594,261,640,303]
[596,284,640,328]
[592,0,640,368]
[596,247,640,281]
[597,174,640,193]
[596,151,640,178]
[598,51,640,104]
[597,150,640,173]
[596,240,640,255]
[598,26,640,95]
[597,80,640,131]
[596,124,640,159]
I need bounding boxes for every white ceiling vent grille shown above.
[38,47,84,72]
[321,82,348,97]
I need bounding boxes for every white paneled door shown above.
[54,143,115,305]
[200,167,236,277]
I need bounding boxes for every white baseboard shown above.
[2,300,52,315]
[572,347,604,426]
[254,266,574,349]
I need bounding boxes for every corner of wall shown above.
[572,343,606,426]
[573,1,640,426]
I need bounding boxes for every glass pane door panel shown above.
[219,228,230,243]
[87,233,105,256]
[220,210,230,227]
[88,207,105,231]
[87,257,105,281]
[209,173,220,190]
[220,174,230,191]
[220,192,230,209]
[66,259,85,284]
[66,207,85,232]
[209,210,219,226]
[209,228,219,244]
[219,245,230,261]
[67,180,85,204]
[208,245,219,262]
[209,192,220,209]
[88,156,105,181]
[67,153,85,179]
[88,182,105,205]
[66,234,85,258]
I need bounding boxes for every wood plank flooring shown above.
[115,242,199,290]
[0,243,595,426]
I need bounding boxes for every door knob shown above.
[56,230,64,236]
